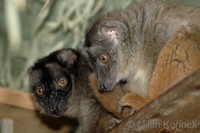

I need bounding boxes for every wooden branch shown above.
[0,87,34,110]
[109,69,200,133]
[0,87,75,133]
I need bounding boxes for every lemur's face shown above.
[84,20,128,92]
[28,49,78,117]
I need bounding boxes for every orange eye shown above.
[99,54,109,63]
[57,78,67,88]
[35,87,43,96]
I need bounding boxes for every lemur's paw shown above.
[109,118,122,129]
[118,93,150,115]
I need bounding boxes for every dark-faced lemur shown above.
[28,49,126,133]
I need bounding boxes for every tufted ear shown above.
[57,49,77,68]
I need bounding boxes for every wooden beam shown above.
[0,103,75,133]
[0,88,75,133]
[109,69,200,133]
[0,87,34,110]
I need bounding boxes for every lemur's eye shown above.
[99,54,109,64]
[57,78,67,88]
[35,87,44,97]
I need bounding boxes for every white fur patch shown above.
[124,68,149,97]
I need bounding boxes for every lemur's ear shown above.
[101,26,120,45]
[57,49,77,68]
[27,67,33,75]
[100,20,127,47]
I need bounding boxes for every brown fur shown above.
[28,49,118,133]
[120,25,200,110]
[89,73,131,119]
[84,0,200,115]
[149,25,200,99]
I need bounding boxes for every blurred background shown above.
[0,0,200,92]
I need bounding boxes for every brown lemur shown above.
[83,0,200,113]
[28,49,130,133]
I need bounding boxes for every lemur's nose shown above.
[99,84,107,93]
[49,107,58,113]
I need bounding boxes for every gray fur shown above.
[84,0,200,96]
